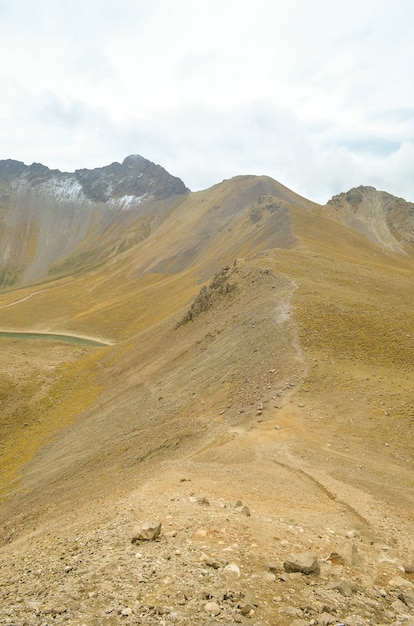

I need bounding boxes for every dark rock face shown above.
[75,155,188,202]
[0,160,62,186]
[0,155,188,202]
[0,159,29,182]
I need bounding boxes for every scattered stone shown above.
[398,591,414,606]
[206,558,221,569]
[239,595,257,615]
[389,575,414,588]
[346,530,357,538]
[231,499,251,516]
[234,504,251,516]
[204,601,221,616]
[231,499,243,509]
[131,521,162,542]
[318,613,337,625]
[284,606,303,617]
[334,580,354,596]
[120,607,133,616]
[267,561,280,573]
[156,606,170,615]
[197,497,210,506]
[391,598,408,614]
[326,551,345,565]
[350,542,360,566]
[284,551,320,575]
[342,615,366,626]
[1,420,412,626]
[223,563,241,577]
[241,592,257,608]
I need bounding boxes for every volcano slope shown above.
[0,164,413,625]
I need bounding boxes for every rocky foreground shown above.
[1,474,414,626]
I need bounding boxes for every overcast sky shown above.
[0,0,413,203]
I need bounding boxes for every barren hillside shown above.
[0,158,413,626]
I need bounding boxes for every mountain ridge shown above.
[0,155,188,199]
[0,155,413,624]
[0,155,413,293]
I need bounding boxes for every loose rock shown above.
[231,499,251,516]
[204,601,221,616]
[223,562,241,577]
[284,551,320,575]
[131,520,162,542]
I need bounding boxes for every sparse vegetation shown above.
[0,166,413,624]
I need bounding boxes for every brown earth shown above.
[0,176,413,625]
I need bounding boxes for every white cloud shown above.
[1,0,414,203]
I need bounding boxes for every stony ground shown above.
[2,395,414,626]
[0,254,413,626]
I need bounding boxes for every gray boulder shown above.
[283,551,320,575]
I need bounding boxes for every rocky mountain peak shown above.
[75,154,188,203]
[0,155,188,204]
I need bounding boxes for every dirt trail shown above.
[0,328,113,345]
[0,288,53,309]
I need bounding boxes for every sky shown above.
[0,0,413,204]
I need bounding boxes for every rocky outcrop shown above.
[176,265,236,327]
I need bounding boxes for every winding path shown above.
[0,329,113,346]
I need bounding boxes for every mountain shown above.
[326,185,414,254]
[0,157,413,624]
[0,155,188,288]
